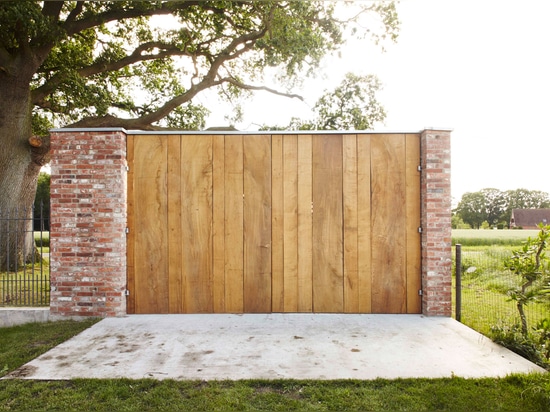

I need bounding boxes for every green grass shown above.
[0,262,50,306]
[454,245,549,336]
[1,321,549,411]
[453,229,540,246]
[0,320,98,378]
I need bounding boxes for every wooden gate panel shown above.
[357,135,373,313]
[282,135,299,311]
[270,135,284,312]
[243,135,272,312]
[297,134,313,312]
[224,135,244,312]
[180,135,214,313]
[167,136,183,313]
[371,134,407,313]
[212,135,226,312]
[132,135,170,314]
[312,134,344,312]
[128,132,421,314]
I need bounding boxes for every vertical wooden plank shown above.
[243,135,272,312]
[212,134,225,313]
[406,133,422,313]
[126,134,135,314]
[283,135,298,312]
[343,134,359,313]
[224,135,244,312]
[312,134,344,312]
[297,134,313,312]
[271,135,284,312]
[133,135,169,313]
[167,135,183,313]
[357,135,372,313]
[371,134,407,313]
[181,135,213,313]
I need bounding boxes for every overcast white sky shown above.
[203,0,550,203]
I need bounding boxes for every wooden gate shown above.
[126,133,421,314]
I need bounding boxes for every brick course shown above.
[49,129,127,318]
[420,129,452,316]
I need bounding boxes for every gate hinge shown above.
[417,165,422,172]
[125,165,130,172]
[125,227,130,234]
[124,289,130,296]
[418,226,423,233]
[418,289,423,296]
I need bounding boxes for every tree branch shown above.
[222,77,304,101]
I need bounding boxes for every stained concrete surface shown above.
[4,314,546,380]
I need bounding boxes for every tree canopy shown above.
[454,188,550,229]
[0,0,398,135]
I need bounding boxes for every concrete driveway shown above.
[4,314,546,380]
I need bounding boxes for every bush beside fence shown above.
[454,245,549,335]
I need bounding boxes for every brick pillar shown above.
[49,129,127,318]
[420,129,452,316]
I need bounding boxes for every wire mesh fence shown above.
[0,203,50,306]
[454,244,550,336]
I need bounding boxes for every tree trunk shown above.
[0,72,42,271]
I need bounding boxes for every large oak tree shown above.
[0,1,398,268]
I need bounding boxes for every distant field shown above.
[452,229,540,246]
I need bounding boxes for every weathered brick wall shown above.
[48,128,452,317]
[420,129,452,316]
[49,129,127,318]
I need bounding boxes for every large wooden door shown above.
[127,133,421,314]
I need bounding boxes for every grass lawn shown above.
[453,229,540,246]
[1,321,549,411]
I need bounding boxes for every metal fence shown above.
[0,204,49,306]
[454,244,550,336]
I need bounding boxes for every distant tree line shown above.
[453,188,550,229]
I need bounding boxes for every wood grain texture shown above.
[224,135,244,312]
[297,134,313,312]
[312,134,343,313]
[283,135,298,311]
[371,134,407,313]
[167,136,183,313]
[271,135,284,312]
[212,135,226,312]
[243,135,272,312]
[343,134,359,313]
[357,135,372,313]
[133,135,169,313]
[181,135,213,313]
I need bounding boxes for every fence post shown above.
[455,244,462,322]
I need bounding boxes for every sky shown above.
[200,0,550,203]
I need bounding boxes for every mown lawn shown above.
[1,320,549,411]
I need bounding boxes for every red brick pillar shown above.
[420,129,452,316]
[49,129,127,318]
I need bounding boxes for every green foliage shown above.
[451,214,471,229]
[505,224,550,336]
[490,323,549,369]
[260,73,386,131]
[454,188,550,230]
[0,1,401,131]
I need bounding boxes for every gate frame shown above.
[48,128,451,318]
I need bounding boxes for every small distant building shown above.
[510,209,550,229]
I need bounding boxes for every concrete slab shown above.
[4,314,546,380]
[0,307,50,327]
